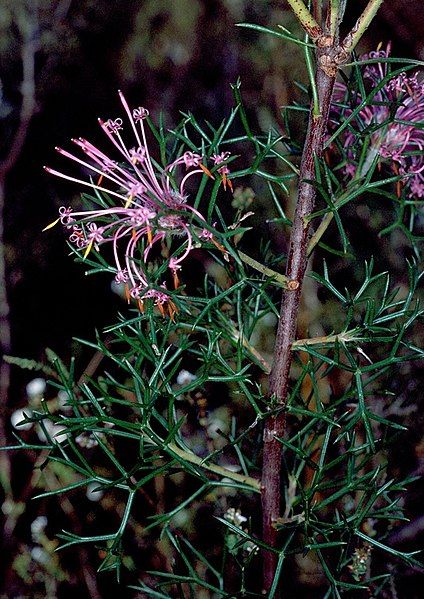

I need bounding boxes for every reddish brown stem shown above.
[261,52,337,594]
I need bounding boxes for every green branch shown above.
[238,250,299,290]
[341,0,385,53]
[168,442,261,492]
[291,330,361,350]
[328,0,339,38]
[307,211,334,255]
[228,325,272,374]
[285,0,323,41]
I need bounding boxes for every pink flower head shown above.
[133,107,149,122]
[212,151,231,165]
[115,269,128,284]
[59,206,75,228]
[44,91,218,315]
[105,118,123,134]
[183,152,203,168]
[199,228,214,241]
[129,147,146,164]
[86,222,104,245]
[133,284,177,320]
[330,46,424,198]
[129,207,156,226]
[69,226,85,248]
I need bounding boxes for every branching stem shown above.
[307,209,335,255]
[261,55,336,594]
[328,0,339,39]
[261,1,386,594]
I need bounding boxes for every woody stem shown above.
[261,49,337,595]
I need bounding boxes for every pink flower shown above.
[183,152,203,168]
[86,222,104,245]
[44,91,220,317]
[211,151,233,191]
[330,46,424,197]
[114,269,128,284]
[211,151,231,165]
[59,206,74,226]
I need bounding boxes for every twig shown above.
[307,209,335,255]
[229,325,272,374]
[312,0,322,25]
[238,250,299,290]
[41,468,103,599]
[327,0,339,39]
[168,442,261,492]
[0,17,38,179]
[341,0,385,54]
[291,330,360,349]
[285,0,323,42]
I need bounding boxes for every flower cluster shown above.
[45,91,233,318]
[330,46,424,198]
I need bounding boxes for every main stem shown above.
[261,52,336,594]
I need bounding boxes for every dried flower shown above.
[57,390,72,411]
[330,45,424,197]
[44,91,223,319]
[36,419,68,444]
[31,546,50,565]
[76,431,105,449]
[231,186,255,211]
[223,508,259,556]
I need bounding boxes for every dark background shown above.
[0,1,423,597]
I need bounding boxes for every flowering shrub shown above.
[4,2,424,598]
